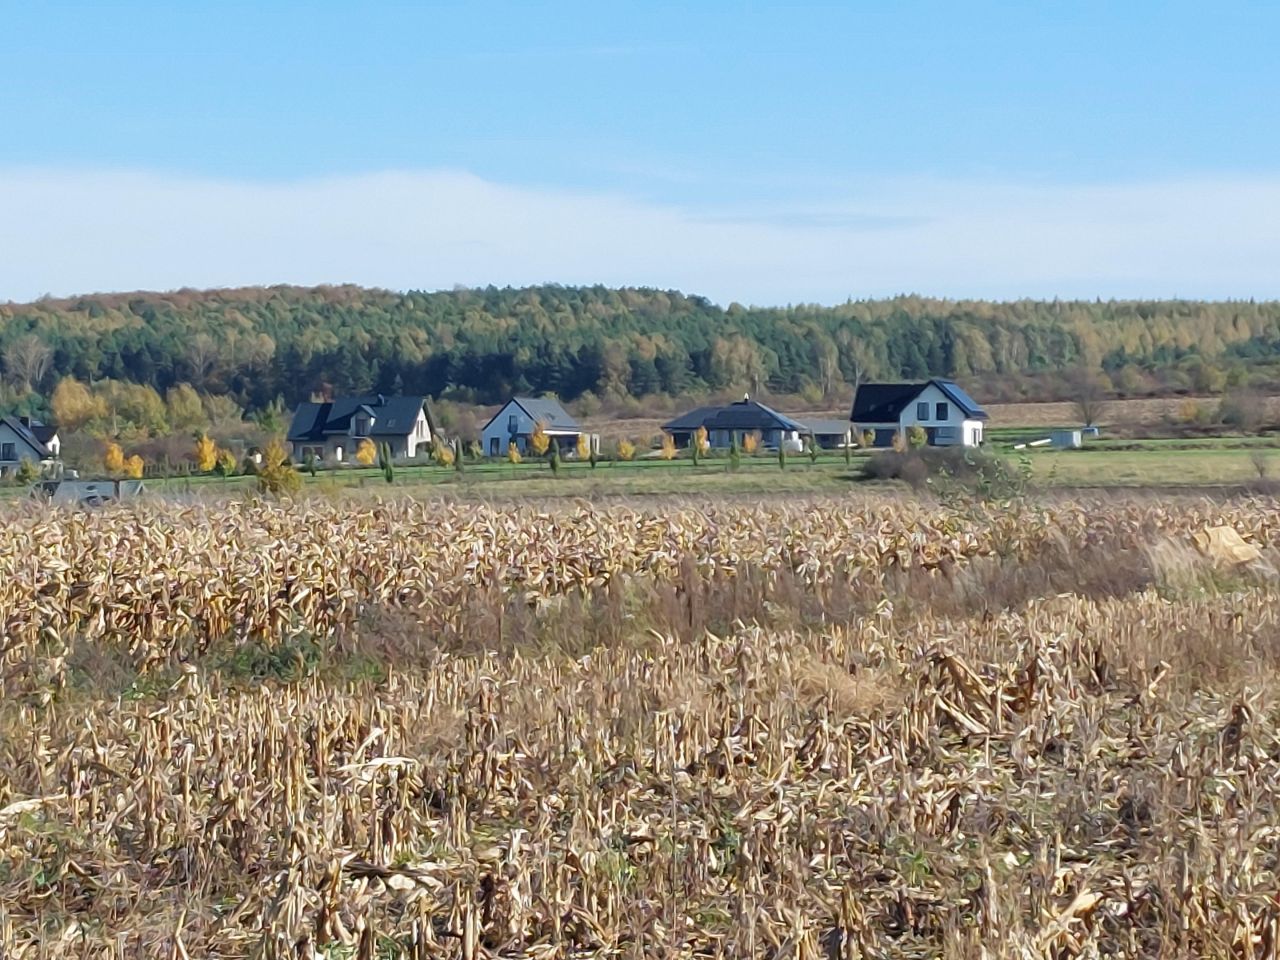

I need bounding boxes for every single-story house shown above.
[0,415,59,477]
[287,394,434,462]
[663,395,807,451]
[800,418,855,450]
[851,379,988,448]
[482,397,595,456]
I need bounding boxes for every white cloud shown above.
[0,167,1278,305]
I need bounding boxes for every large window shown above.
[1,443,14,461]
[916,402,929,421]
[508,414,518,434]
[354,414,371,437]
[936,402,949,420]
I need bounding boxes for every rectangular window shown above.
[916,402,928,421]
[936,402,949,420]
[489,437,500,456]
[1,443,13,461]
[507,414,518,434]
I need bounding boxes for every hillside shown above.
[4,285,1280,417]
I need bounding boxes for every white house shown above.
[286,394,433,462]
[0,415,59,477]
[482,397,595,457]
[851,379,988,447]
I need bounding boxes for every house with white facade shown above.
[0,416,60,477]
[851,380,988,448]
[482,397,594,457]
[286,394,434,462]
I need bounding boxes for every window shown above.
[936,402,949,420]
[507,414,518,434]
[1,443,13,461]
[489,437,500,456]
[916,402,929,421]
[354,415,371,437]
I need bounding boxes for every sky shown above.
[2,0,1278,305]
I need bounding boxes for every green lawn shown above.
[1024,447,1273,487]
[6,445,1276,504]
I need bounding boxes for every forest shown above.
[3,284,1280,429]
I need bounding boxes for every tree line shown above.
[4,284,1280,426]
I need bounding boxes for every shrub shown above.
[355,439,376,465]
[617,439,635,461]
[14,458,38,485]
[104,441,125,474]
[659,435,677,461]
[907,425,927,448]
[257,439,301,496]
[530,422,551,457]
[194,433,217,472]
[860,447,1020,494]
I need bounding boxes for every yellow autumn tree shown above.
[124,455,144,479]
[507,442,522,464]
[433,442,455,467]
[103,441,126,474]
[530,421,550,456]
[693,426,710,456]
[742,431,760,455]
[659,434,677,460]
[256,438,301,496]
[52,377,106,433]
[194,433,217,472]
[576,433,590,459]
[355,438,377,465]
[616,438,635,461]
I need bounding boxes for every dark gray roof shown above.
[0,415,52,459]
[663,399,806,434]
[514,397,578,430]
[800,419,853,437]
[851,379,988,422]
[287,395,428,441]
[482,397,580,432]
[662,405,722,432]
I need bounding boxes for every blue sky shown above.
[3,1,1279,303]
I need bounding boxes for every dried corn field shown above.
[3,495,1280,958]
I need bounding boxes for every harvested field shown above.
[2,494,1280,957]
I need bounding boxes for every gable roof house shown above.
[851,379,988,448]
[663,396,810,451]
[0,416,60,476]
[482,397,593,457]
[287,394,433,462]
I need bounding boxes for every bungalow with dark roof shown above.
[0,415,60,476]
[663,395,808,451]
[851,379,988,447]
[286,394,434,462]
[482,397,596,457]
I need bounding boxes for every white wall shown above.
[853,384,985,447]
[896,384,983,446]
